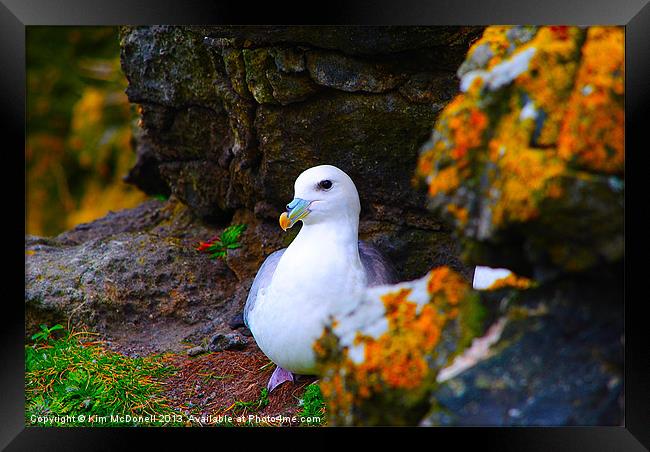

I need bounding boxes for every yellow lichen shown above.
[513,26,584,146]
[316,267,472,421]
[557,27,624,173]
[485,273,535,291]
[467,26,513,67]
[426,266,469,306]
[350,288,444,395]
[418,25,624,233]
[489,145,565,225]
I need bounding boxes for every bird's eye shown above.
[318,179,333,190]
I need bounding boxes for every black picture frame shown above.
[4,0,648,449]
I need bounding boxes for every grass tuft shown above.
[224,388,270,416]
[25,325,180,426]
[298,383,326,426]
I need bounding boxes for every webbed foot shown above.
[267,366,294,392]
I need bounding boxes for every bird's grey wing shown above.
[243,248,286,328]
[358,240,399,287]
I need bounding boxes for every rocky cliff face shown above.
[26,26,482,351]
[119,26,483,281]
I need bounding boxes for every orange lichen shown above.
[489,145,565,225]
[447,103,489,164]
[483,92,566,224]
[466,74,484,96]
[428,166,460,197]
[513,26,584,146]
[316,267,472,421]
[446,204,468,226]
[468,26,513,67]
[350,288,445,395]
[417,25,624,235]
[312,337,326,358]
[418,94,489,201]
[427,266,469,306]
[557,27,624,173]
[486,273,535,291]
[319,371,354,417]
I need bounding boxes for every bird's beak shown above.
[279,198,312,231]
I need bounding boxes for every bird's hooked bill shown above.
[279,198,312,231]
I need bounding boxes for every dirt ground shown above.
[103,321,320,426]
[160,346,318,426]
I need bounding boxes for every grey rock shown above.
[199,26,483,56]
[120,26,221,109]
[425,275,623,426]
[305,50,405,93]
[208,332,248,352]
[25,199,242,353]
[399,72,458,105]
[269,47,306,73]
[266,70,322,105]
[187,345,206,356]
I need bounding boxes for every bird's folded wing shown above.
[243,248,286,328]
[358,240,399,287]
[244,242,396,327]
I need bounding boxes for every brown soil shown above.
[160,346,318,426]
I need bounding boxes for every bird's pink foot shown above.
[267,366,294,392]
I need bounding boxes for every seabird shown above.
[241,165,512,391]
[244,165,397,391]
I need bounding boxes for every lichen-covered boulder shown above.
[416,26,624,281]
[315,267,483,425]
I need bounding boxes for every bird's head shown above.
[279,165,361,231]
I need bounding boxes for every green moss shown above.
[227,388,270,415]
[457,292,487,350]
[242,48,277,104]
[222,48,250,98]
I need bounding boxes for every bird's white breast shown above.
[248,228,366,375]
